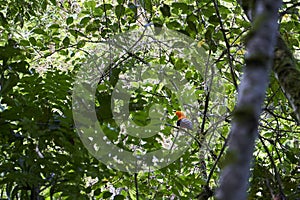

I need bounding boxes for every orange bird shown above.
[175,111,193,130]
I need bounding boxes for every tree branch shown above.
[216,0,282,199]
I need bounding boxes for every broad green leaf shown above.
[66,17,74,25]
[102,3,113,11]
[115,5,125,19]
[102,191,113,198]
[32,28,46,35]
[94,188,101,196]
[208,15,219,25]
[19,39,30,46]
[49,24,60,29]
[79,16,91,27]
[160,4,171,17]
[10,61,29,73]
[166,21,181,29]
[77,40,86,48]
[85,23,98,33]
[94,6,103,16]
[172,2,188,13]
[69,29,78,38]
[114,195,125,200]
[0,12,8,26]
[140,0,152,12]
[0,73,19,95]
[187,21,197,33]
[84,0,97,9]
[49,0,56,6]
[62,37,70,47]
[29,37,37,45]
[128,3,137,14]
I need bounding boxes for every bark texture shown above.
[273,36,300,124]
[238,0,300,124]
[216,0,282,199]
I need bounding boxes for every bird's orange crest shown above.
[175,111,186,120]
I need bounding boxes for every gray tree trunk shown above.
[216,0,282,199]
[238,0,300,124]
[273,36,300,124]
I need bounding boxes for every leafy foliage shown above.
[0,0,299,199]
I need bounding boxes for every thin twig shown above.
[258,135,286,199]
[206,133,229,186]
[212,0,238,90]
[134,173,139,200]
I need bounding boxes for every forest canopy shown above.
[0,0,299,199]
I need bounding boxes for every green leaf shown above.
[102,191,113,198]
[84,0,97,9]
[208,15,219,25]
[185,71,193,79]
[128,3,137,14]
[79,16,91,27]
[166,21,181,29]
[140,0,152,12]
[115,5,125,18]
[85,23,98,33]
[102,3,113,11]
[187,14,198,22]
[0,73,19,95]
[94,6,103,16]
[49,0,56,6]
[19,39,30,46]
[29,37,36,45]
[42,0,48,10]
[174,178,184,191]
[5,182,13,199]
[32,28,46,35]
[49,24,60,29]
[10,61,29,73]
[94,188,101,196]
[59,49,68,55]
[187,21,197,33]
[62,37,70,47]
[0,12,8,26]
[77,40,85,48]
[172,2,188,13]
[66,17,74,25]
[114,195,125,200]
[286,149,298,164]
[160,4,171,17]
[204,26,213,41]
[69,29,78,38]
